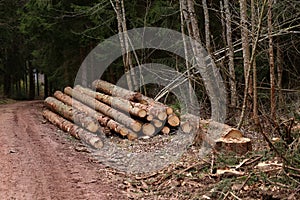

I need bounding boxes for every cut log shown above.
[44,97,99,133]
[92,79,173,115]
[43,109,103,149]
[54,90,137,140]
[199,119,243,139]
[167,113,180,127]
[142,123,156,136]
[64,87,142,132]
[152,119,164,128]
[161,126,170,135]
[130,102,167,121]
[92,79,142,101]
[180,114,251,154]
[74,85,147,118]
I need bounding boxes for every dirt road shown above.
[0,101,125,200]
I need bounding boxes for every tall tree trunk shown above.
[180,0,194,107]
[44,74,49,99]
[268,0,276,120]
[237,0,251,127]
[111,0,134,90]
[276,38,284,109]
[202,0,211,54]
[36,69,40,97]
[251,0,259,126]
[238,0,267,129]
[224,0,237,107]
[120,0,138,90]
[28,61,35,100]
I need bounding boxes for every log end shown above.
[127,132,138,140]
[157,111,167,121]
[132,122,142,132]
[142,123,156,136]
[161,126,170,135]
[138,109,147,118]
[168,114,180,127]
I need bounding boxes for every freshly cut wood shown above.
[44,97,99,133]
[180,114,251,154]
[215,137,252,155]
[167,113,180,127]
[130,102,167,121]
[92,79,173,115]
[142,123,156,136]
[43,109,103,149]
[74,85,147,118]
[64,87,142,132]
[152,119,164,128]
[54,90,137,140]
[161,126,170,135]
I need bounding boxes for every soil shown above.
[0,101,125,200]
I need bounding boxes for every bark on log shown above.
[74,85,147,118]
[44,97,99,133]
[64,87,142,133]
[54,90,137,140]
[92,79,173,115]
[43,109,103,149]
[92,79,142,101]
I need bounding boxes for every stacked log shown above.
[43,79,251,154]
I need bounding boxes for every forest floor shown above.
[0,101,299,200]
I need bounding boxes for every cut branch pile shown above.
[43,79,251,153]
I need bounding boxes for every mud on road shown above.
[0,101,125,200]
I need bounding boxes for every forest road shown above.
[0,101,125,200]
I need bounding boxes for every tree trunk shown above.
[36,69,40,97]
[268,0,276,120]
[111,0,133,90]
[251,0,259,126]
[44,97,99,133]
[180,0,195,107]
[28,61,35,100]
[44,74,49,99]
[224,0,237,107]
[202,0,211,54]
[64,86,142,132]
[74,85,146,118]
[43,109,103,149]
[276,38,284,109]
[54,90,138,140]
[237,0,251,128]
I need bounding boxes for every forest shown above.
[1,0,300,199]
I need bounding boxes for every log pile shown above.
[43,79,251,154]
